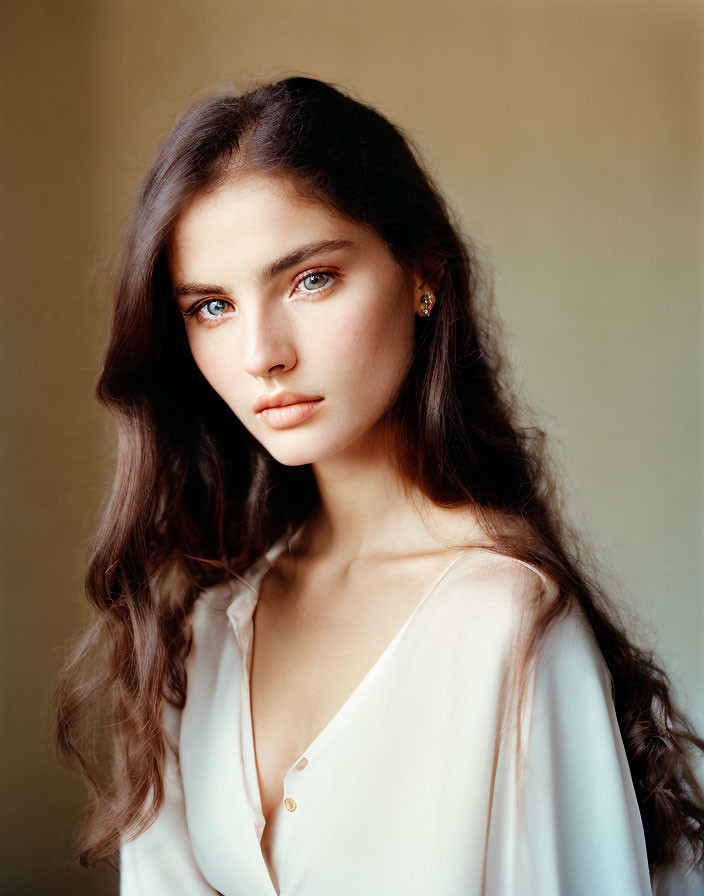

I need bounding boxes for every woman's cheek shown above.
[189,340,222,385]
[187,339,241,408]
[332,299,388,359]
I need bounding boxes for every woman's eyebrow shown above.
[173,238,356,304]
[259,237,356,281]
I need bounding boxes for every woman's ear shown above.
[416,254,447,294]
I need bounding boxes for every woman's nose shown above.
[240,308,296,378]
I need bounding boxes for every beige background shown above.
[1,0,702,892]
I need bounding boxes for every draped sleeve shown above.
[484,599,654,895]
[119,699,220,895]
[652,861,704,896]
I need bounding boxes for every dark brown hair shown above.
[55,74,704,878]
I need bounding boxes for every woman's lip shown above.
[257,398,324,429]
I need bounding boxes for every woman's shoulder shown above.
[436,543,561,629]
[425,505,556,599]
[436,544,608,685]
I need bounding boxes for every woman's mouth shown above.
[257,398,324,429]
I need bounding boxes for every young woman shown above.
[56,75,704,895]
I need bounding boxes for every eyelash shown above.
[183,268,339,327]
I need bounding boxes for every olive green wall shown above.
[2,0,702,892]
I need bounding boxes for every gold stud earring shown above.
[420,292,435,317]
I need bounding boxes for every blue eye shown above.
[184,297,235,327]
[296,272,336,294]
[183,271,337,328]
[201,299,230,318]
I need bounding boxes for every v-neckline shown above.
[245,522,474,784]
[235,523,478,895]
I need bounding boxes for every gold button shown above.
[295,758,308,770]
[284,797,297,812]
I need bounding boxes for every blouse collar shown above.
[223,521,307,653]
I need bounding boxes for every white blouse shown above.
[120,522,702,895]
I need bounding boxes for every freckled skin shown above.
[168,172,419,469]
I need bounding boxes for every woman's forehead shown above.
[168,173,374,278]
[177,171,344,234]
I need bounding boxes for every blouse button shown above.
[284,797,297,812]
[295,758,308,770]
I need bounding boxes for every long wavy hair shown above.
[55,74,704,878]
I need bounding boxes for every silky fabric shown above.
[120,522,701,895]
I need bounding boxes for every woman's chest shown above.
[249,555,460,827]
[180,566,515,896]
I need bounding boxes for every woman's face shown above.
[168,172,422,467]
